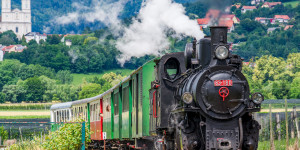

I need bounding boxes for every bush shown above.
[42,119,91,150]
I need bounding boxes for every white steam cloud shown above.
[54,0,128,34]
[116,0,204,65]
[52,0,204,66]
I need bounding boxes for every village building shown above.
[261,2,282,8]
[219,20,235,33]
[2,45,26,53]
[197,18,210,30]
[24,32,47,43]
[255,17,273,25]
[0,0,32,39]
[284,25,294,30]
[251,0,264,5]
[267,27,280,33]
[241,6,257,13]
[273,15,290,23]
[220,14,240,24]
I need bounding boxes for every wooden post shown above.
[293,107,300,139]
[276,113,281,140]
[19,127,23,142]
[291,111,295,139]
[269,104,275,150]
[260,116,263,136]
[285,99,289,149]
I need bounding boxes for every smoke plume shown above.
[116,0,204,65]
[52,0,204,65]
[53,0,128,35]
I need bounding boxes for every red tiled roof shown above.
[221,14,235,19]
[284,25,294,30]
[205,9,220,18]
[3,45,15,50]
[197,18,210,25]
[263,2,282,7]
[255,17,267,21]
[274,15,290,20]
[232,4,241,9]
[219,20,234,28]
[242,6,257,9]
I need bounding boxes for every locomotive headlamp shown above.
[215,46,229,60]
[251,93,264,104]
[182,92,193,104]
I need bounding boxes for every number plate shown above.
[214,80,233,86]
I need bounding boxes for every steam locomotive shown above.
[50,26,264,150]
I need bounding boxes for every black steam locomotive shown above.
[51,26,263,150]
[154,26,263,150]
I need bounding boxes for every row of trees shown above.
[243,53,300,99]
[0,59,125,103]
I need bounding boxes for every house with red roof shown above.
[232,4,241,9]
[220,14,240,24]
[205,9,220,19]
[197,18,210,30]
[262,2,282,8]
[219,20,235,33]
[255,17,273,25]
[274,15,290,23]
[241,6,257,13]
[2,45,26,53]
[284,25,294,30]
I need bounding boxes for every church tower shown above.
[1,0,11,13]
[22,0,31,23]
[0,0,32,39]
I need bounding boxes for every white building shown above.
[0,0,32,39]
[241,6,257,13]
[24,32,47,43]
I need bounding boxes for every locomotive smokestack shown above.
[210,26,228,45]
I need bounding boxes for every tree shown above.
[252,55,286,85]
[287,53,300,74]
[78,83,101,99]
[289,76,300,99]
[2,83,26,103]
[56,70,73,84]
[0,93,6,103]
[46,35,61,45]
[24,77,45,102]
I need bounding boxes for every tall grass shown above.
[8,136,44,150]
[258,138,299,150]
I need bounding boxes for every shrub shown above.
[42,119,91,150]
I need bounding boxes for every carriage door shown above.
[100,98,103,140]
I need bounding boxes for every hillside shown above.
[0,0,198,34]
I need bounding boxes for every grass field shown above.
[71,69,133,85]
[258,139,298,150]
[0,110,49,116]
[0,115,50,119]
[283,1,299,8]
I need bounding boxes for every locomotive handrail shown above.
[153,91,157,118]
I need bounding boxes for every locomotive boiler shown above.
[50,26,263,150]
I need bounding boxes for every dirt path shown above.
[0,110,50,116]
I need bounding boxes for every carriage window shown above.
[114,93,119,115]
[165,58,180,79]
[122,86,129,112]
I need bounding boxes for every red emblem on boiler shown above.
[219,87,229,101]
